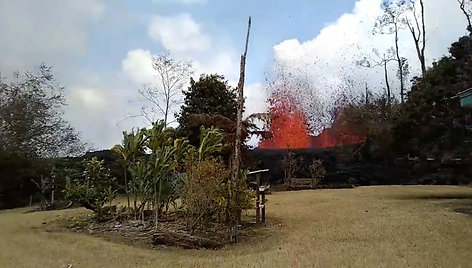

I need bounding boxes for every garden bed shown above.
[44,212,261,250]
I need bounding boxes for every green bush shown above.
[65,157,117,219]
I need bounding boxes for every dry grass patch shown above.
[1,185,471,267]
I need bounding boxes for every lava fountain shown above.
[258,96,366,149]
[258,96,312,149]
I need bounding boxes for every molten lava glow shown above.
[258,97,312,149]
[311,128,366,148]
[258,97,366,149]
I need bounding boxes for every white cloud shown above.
[125,13,241,85]
[272,0,469,133]
[72,88,108,108]
[122,49,156,84]
[244,83,267,117]
[0,0,105,72]
[192,52,239,81]
[121,49,239,86]
[65,82,148,150]
[148,14,211,52]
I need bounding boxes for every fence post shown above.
[261,190,266,223]
[256,173,261,224]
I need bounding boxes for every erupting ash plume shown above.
[257,60,367,150]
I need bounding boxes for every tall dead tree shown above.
[457,0,472,31]
[405,0,426,76]
[375,1,409,104]
[357,48,396,111]
[231,17,251,242]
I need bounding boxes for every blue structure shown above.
[455,88,472,108]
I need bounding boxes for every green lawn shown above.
[1,185,471,267]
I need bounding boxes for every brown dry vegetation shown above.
[1,185,472,267]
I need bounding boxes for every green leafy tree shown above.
[0,65,84,158]
[0,65,84,208]
[393,32,472,157]
[177,74,237,145]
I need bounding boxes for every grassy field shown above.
[1,186,471,267]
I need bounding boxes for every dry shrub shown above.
[309,160,326,187]
[180,159,254,232]
[180,160,228,231]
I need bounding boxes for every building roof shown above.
[454,88,472,99]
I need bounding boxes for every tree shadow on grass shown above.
[393,193,472,201]
[393,192,472,217]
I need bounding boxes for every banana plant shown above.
[197,126,224,161]
[129,161,153,220]
[172,138,193,172]
[112,129,146,210]
[143,121,179,229]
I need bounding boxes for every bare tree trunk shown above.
[50,176,55,206]
[230,16,251,242]
[384,58,391,107]
[458,0,472,31]
[394,23,405,104]
[154,181,158,230]
[407,0,426,76]
[124,165,130,209]
[40,175,46,210]
[164,92,170,126]
[420,0,426,75]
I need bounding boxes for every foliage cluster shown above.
[393,32,472,158]
[65,157,117,219]
[0,65,84,158]
[86,121,255,233]
[0,66,84,209]
[176,74,238,146]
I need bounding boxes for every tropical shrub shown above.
[65,157,117,219]
[128,161,152,220]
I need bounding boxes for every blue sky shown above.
[79,0,357,85]
[0,0,469,150]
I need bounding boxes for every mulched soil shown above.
[42,213,270,250]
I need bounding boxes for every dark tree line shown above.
[394,31,472,157]
[0,65,84,158]
[0,65,85,209]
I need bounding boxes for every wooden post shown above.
[40,175,46,210]
[255,173,261,224]
[230,16,251,243]
[261,190,266,223]
[50,176,55,206]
